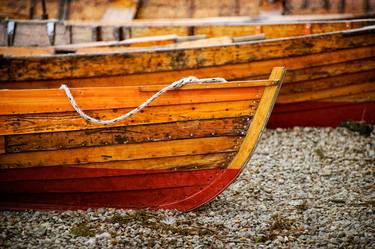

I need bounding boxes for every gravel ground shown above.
[0,127,374,248]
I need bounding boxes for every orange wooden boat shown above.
[1,18,374,47]
[0,67,285,211]
[0,25,374,127]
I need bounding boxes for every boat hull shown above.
[0,68,286,211]
[269,101,375,128]
[0,167,239,211]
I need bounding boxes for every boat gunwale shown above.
[3,17,375,27]
[3,25,375,60]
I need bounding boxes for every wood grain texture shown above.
[0,100,258,135]
[278,82,375,104]
[2,19,374,46]
[0,153,234,180]
[0,136,4,154]
[280,70,375,95]
[1,44,374,90]
[228,67,286,169]
[1,27,374,82]
[0,136,242,168]
[5,118,248,153]
[268,101,375,128]
[0,84,263,115]
[0,0,138,21]
[326,91,375,103]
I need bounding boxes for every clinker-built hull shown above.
[0,68,285,211]
[0,25,374,127]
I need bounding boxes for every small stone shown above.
[85,237,96,246]
[289,199,306,207]
[96,232,111,240]
[320,169,332,176]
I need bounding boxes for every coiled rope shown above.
[60,76,227,125]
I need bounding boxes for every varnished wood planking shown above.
[278,82,375,104]
[0,0,138,21]
[0,47,54,56]
[325,91,375,103]
[280,70,375,95]
[0,136,4,154]
[172,20,375,39]
[0,153,234,180]
[1,45,374,89]
[5,118,249,153]
[0,100,258,135]
[2,19,374,45]
[55,34,180,54]
[229,67,286,169]
[0,136,242,168]
[1,27,374,82]
[0,84,264,115]
[131,26,189,38]
[280,57,375,84]
[139,80,273,91]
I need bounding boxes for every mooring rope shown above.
[60,76,227,125]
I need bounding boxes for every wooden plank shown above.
[0,85,263,115]
[232,33,266,42]
[54,23,70,46]
[0,0,139,22]
[134,0,259,18]
[323,91,375,103]
[165,37,233,48]
[70,25,93,44]
[193,20,375,39]
[0,153,235,178]
[2,45,374,89]
[130,26,189,38]
[278,82,375,104]
[0,136,4,154]
[5,118,248,153]
[0,136,242,168]
[280,70,375,95]
[0,47,54,56]
[0,100,258,135]
[54,34,179,52]
[139,80,273,91]
[228,67,286,169]
[3,19,375,47]
[281,57,375,84]
[0,21,6,46]
[1,27,374,82]
[12,22,51,47]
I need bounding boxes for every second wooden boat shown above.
[1,18,374,46]
[0,67,285,211]
[0,25,374,127]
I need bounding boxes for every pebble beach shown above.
[1,126,374,248]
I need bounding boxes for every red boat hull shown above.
[268,101,375,128]
[0,167,240,211]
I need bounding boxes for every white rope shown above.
[60,76,227,125]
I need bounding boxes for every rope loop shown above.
[60,76,227,125]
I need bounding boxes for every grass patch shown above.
[315,148,325,160]
[70,223,96,237]
[340,121,373,136]
[106,210,215,236]
[254,213,302,243]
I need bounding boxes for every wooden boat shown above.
[0,0,139,21]
[281,0,375,15]
[0,0,260,21]
[1,18,374,47]
[2,0,373,21]
[0,25,374,127]
[0,67,285,211]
